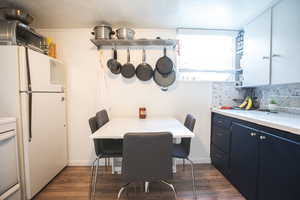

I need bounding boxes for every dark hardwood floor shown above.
[33,164,245,200]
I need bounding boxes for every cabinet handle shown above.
[272,54,280,57]
[250,132,257,137]
[262,56,270,60]
[260,136,267,140]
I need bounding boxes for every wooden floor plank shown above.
[33,164,245,200]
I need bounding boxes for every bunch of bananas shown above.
[238,96,253,110]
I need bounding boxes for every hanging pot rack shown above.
[90,38,178,49]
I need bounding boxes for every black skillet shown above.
[153,69,176,91]
[121,48,135,78]
[156,47,174,75]
[107,48,121,74]
[136,48,153,81]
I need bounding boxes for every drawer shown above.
[211,145,229,176]
[213,115,231,129]
[212,125,231,153]
[0,131,18,196]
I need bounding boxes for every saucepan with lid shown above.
[116,27,135,40]
[92,24,115,40]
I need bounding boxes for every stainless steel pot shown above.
[92,24,114,40]
[116,27,135,40]
[0,8,34,25]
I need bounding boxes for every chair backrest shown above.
[88,116,102,156]
[122,132,173,182]
[89,116,99,133]
[96,109,109,128]
[181,114,196,157]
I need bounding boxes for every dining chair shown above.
[172,114,196,199]
[88,110,123,200]
[96,109,122,167]
[118,132,176,199]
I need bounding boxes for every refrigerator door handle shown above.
[25,47,33,142]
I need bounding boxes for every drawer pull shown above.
[260,136,267,140]
[250,132,257,137]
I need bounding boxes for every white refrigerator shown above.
[0,46,68,200]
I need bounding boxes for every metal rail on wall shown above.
[90,38,178,49]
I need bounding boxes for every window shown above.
[177,29,238,81]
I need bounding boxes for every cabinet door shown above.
[258,132,300,200]
[230,123,259,200]
[271,0,300,84]
[242,9,271,87]
[211,125,231,153]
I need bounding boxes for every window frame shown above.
[176,28,239,80]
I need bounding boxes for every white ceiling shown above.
[1,0,277,29]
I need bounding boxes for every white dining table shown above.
[89,117,194,192]
[89,117,195,139]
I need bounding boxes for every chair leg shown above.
[161,180,177,199]
[183,159,185,170]
[145,181,150,192]
[89,158,97,200]
[117,183,130,199]
[186,158,197,200]
[92,156,101,200]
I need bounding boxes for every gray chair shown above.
[88,109,123,200]
[172,114,196,199]
[118,132,176,199]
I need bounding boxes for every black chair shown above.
[118,132,176,199]
[172,114,196,199]
[88,109,123,200]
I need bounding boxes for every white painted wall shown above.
[38,28,212,165]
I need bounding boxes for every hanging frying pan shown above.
[136,48,153,81]
[107,48,121,74]
[156,47,174,75]
[107,48,115,69]
[121,48,135,78]
[153,69,176,91]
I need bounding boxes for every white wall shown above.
[38,28,212,165]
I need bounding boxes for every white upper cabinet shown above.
[271,0,300,84]
[242,10,272,87]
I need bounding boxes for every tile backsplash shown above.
[211,82,300,114]
[254,83,300,114]
[211,82,246,108]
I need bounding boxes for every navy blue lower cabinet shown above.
[211,113,300,200]
[258,132,300,200]
[230,123,259,200]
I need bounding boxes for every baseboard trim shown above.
[68,157,211,166]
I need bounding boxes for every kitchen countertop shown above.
[212,109,300,135]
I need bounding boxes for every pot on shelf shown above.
[116,27,135,40]
[92,24,115,40]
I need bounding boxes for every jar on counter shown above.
[139,107,146,119]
